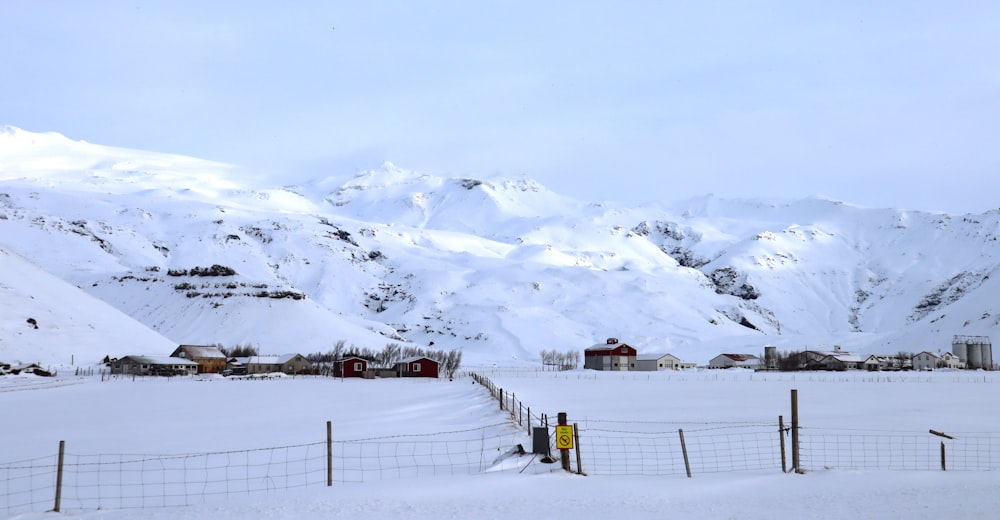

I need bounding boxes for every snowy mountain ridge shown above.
[1,127,998,366]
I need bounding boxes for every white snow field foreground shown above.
[3,368,1000,519]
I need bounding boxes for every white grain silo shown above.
[953,335,994,370]
[952,336,968,365]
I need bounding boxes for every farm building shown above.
[636,353,683,371]
[708,353,760,369]
[112,355,199,376]
[333,356,369,378]
[170,345,227,374]
[393,356,439,378]
[913,351,965,370]
[237,354,313,375]
[584,338,637,371]
[798,347,865,371]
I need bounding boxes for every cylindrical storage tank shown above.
[967,343,983,369]
[953,340,968,365]
[765,346,777,368]
[982,342,993,370]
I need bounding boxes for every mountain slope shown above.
[0,245,177,364]
[1,127,998,365]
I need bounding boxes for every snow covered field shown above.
[4,368,1000,519]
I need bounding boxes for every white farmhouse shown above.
[914,351,966,370]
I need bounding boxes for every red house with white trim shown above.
[394,356,439,378]
[334,357,369,378]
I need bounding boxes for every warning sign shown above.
[555,425,574,450]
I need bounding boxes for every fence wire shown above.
[0,424,529,516]
[0,455,58,514]
[799,429,1000,471]
[578,424,782,476]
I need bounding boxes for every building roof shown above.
[637,353,679,361]
[718,354,759,362]
[821,353,864,363]
[241,354,307,365]
[586,343,635,352]
[175,345,227,359]
[122,355,198,366]
[396,356,439,365]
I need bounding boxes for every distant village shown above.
[584,335,995,372]
[4,334,993,380]
[101,343,462,379]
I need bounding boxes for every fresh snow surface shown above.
[3,368,1000,519]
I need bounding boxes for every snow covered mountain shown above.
[1,126,998,366]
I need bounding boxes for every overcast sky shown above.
[3,2,997,213]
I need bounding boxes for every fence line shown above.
[0,423,530,516]
[799,429,1000,471]
[9,376,1000,515]
[469,372,561,441]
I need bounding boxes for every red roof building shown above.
[584,338,638,371]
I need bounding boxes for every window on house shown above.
[413,363,421,372]
[354,362,362,371]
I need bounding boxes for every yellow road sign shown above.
[555,425,574,450]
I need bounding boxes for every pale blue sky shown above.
[3,1,997,213]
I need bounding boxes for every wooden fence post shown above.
[573,422,584,475]
[678,429,692,478]
[779,415,787,473]
[53,440,65,512]
[558,413,571,472]
[326,421,333,486]
[791,389,801,473]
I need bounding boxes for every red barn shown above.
[584,338,638,371]
[393,356,439,378]
[334,357,368,378]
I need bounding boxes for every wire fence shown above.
[471,373,1000,477]
[576,420,783,476]
[799,429,1000,471]
[0,423,530,516]
[7,374,1000,515]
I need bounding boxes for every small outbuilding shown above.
[393,356,439,378]
[636,353,683,371]
[112,355,199,376]
[584,338,638,371]
[240,354,313,375]
[709,353,760,369]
